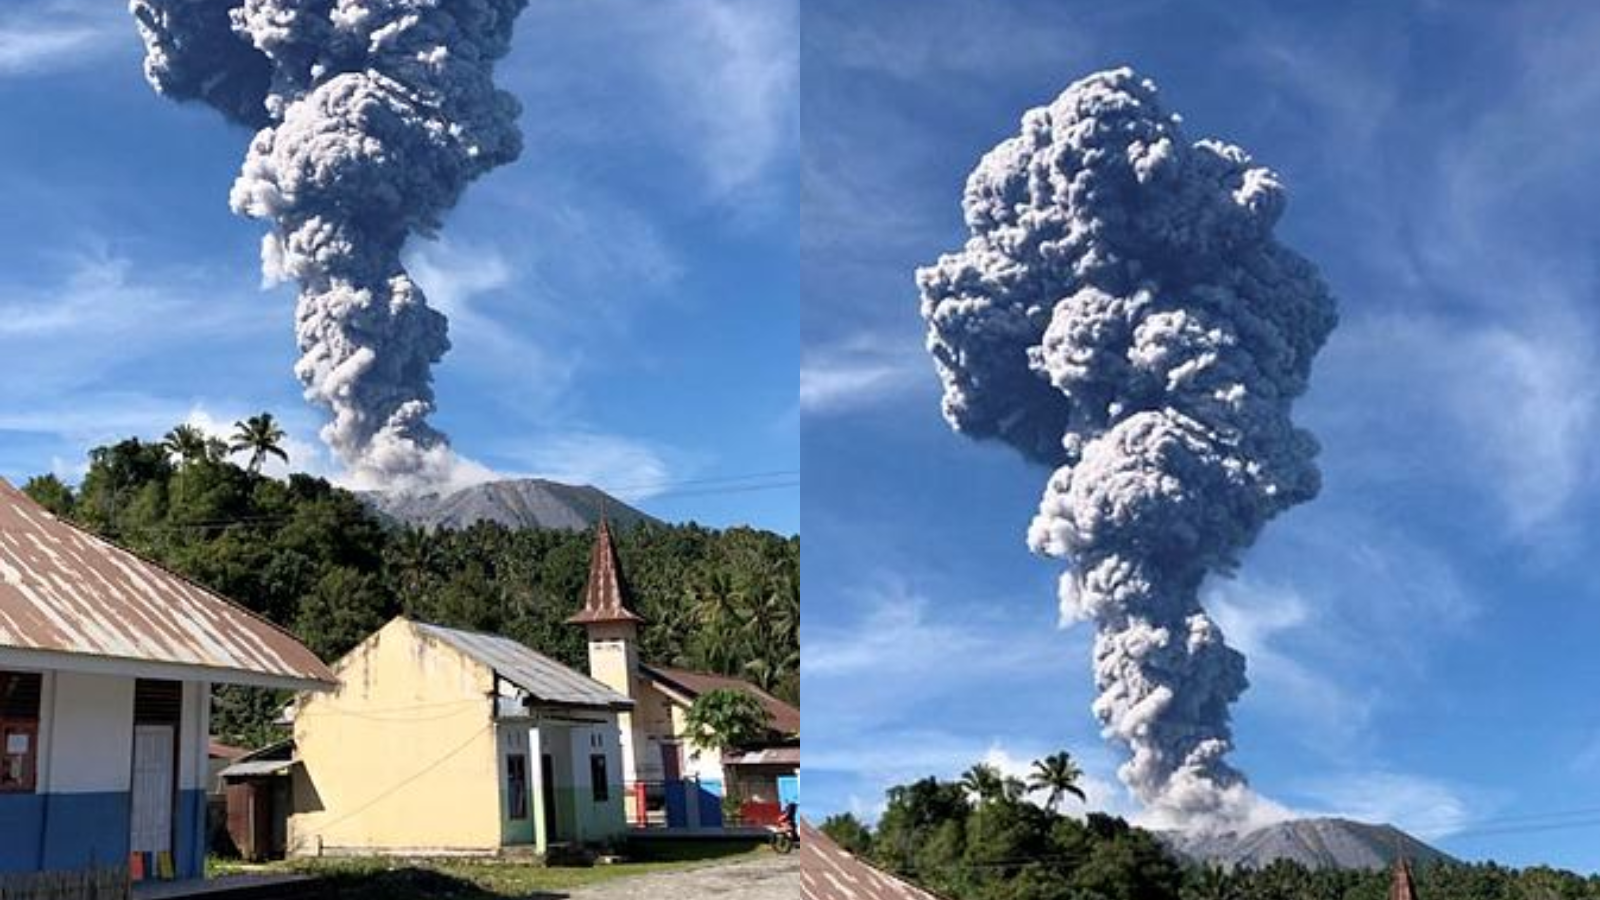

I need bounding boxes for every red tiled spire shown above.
[1389,856,1418,900]
[567,518,644,626]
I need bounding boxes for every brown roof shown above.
[801,820,946,900]
[725,746,800,767]
[567,519,644,625]
[642,663,800,737]
[0,479,335,689]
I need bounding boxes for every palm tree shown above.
[162,425,211,466]
[1028,751,1088,809]
[230,413,289,474]
[959,763,1006,805]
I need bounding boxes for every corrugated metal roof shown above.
[413,622,632,711]
[642,664,801,737]
[801,820,947,900]
[218,759,294,779]
[0,479,335,690]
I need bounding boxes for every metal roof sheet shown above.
[219,759,294,779]
[413,622,632,711]
[801,820,947,900]
[0,479,335,690]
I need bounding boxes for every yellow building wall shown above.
[288,618,502,855]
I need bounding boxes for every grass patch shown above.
[205,840,768,898]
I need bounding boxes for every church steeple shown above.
[570,517,647,803]
[567,518,644,626]
[1389,854,1418,900]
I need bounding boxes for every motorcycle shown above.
[770,802,799,854]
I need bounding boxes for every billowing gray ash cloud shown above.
[130,0,528,490]
[917,68,1336,829]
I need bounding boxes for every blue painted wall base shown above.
[0,790,204,878]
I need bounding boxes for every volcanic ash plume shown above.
[130,0,528,489]
[917,68,1336,829]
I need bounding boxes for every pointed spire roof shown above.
[1389,856,1418,900]
[568,518,644,626]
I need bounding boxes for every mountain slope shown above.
[1161,817,1455,871]
[362,478,659,531]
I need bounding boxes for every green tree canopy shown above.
[683,687,772,752]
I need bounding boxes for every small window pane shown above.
[590,754,609,803]
[507,754,528,821]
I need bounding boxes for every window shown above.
[590,754,609,803]
[0,671,41,794]
[507,754,528,820]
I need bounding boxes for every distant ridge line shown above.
[359,477,659,532]
[1159,817,1456,871]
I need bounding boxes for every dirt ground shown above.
[565,851,798,900]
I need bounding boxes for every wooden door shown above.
[130,725,175,856]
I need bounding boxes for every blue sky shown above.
[801,0,1600,872]
[0,0,797,534]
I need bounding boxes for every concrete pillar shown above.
[528,724,546,856]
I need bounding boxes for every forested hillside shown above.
[20,433,798,745]
[822,761,1600,900]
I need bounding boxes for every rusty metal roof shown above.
[801,820,947,900]
[642,663,801,737]
[414,621,633,711]
[0,479,335,690]
[566,518,644,626]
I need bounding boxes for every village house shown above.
[282,616,632,857]
[570,519,800,829]
[0,480,334,881]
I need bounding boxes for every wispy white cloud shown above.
[480,432,679,502]
[1291,771,1479,841]
[1319,312,1600,536]
[806,578,1081,683]
[511,0,795,208]
[0,393,195,444]
[1208,580,1377,751]
[655,0,796,199]
[0,1,124,77]
[800,334,928,415]
[0,250,272,343]
[807,2,1093,82]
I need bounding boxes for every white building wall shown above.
[683,740,726,785]
[45,672,134,793]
